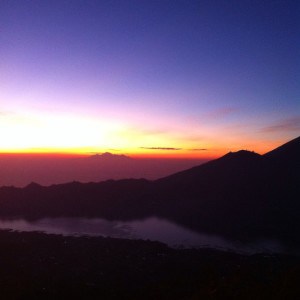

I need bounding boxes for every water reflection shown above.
[0,217,288,254]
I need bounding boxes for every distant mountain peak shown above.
[89,152,131,160]
[25,182,42,189]
[221,150,261,161]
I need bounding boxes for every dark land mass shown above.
[0,230,299,300]
[0,136,299,246]
[0,137,299,298]
[0,152,206,187]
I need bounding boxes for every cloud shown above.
[0,111,10,117]
[186,106,238,128]
[137,128,170,136]
[140,147,182,151]
[124,125,171,138]
[205,107,237,120]
[262,116,300,133]
[140,146,208,151]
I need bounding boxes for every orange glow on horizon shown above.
[1,145,280,160]
[0,107,291,161]
[0,130,285,159]
[0,149,216,160]
[0,143,220,159]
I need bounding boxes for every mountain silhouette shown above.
[88,152,131,160]
[264,136,300,160]
[154,136,300,244]
[0,136,299,246]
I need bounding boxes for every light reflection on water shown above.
[0,217,288,254]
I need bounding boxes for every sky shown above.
[1,0,299,158]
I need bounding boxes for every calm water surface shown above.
[0,217,289,254]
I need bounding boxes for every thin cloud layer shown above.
[262,116,300,133]
[0,111,9,117]
[140,147,182,151]
[204,107,238,121]
[140,147,208,151]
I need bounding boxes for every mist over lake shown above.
[0,216,292,255]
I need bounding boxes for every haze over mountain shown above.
[0,153,206,187]
[0,136,299,247]
[88,152,131,160]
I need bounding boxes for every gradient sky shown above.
[1,0,299,158]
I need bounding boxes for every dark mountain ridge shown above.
[264,136,300,160]
[0,136,299,246]
[154,136,299,242]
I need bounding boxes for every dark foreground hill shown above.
[0,136,299,246]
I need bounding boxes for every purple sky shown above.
[0,0,299,157]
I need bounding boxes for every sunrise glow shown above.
[0,1,298,159]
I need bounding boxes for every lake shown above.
[0,216,289,254]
